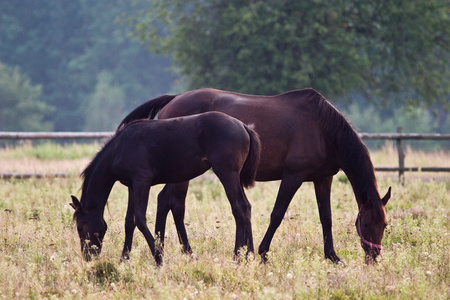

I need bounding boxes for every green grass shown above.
[0,171,448,299]
[0,142,101,160]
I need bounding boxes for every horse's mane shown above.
[79,131,120,201]
[81,120,149,199]
[308,90,384,220]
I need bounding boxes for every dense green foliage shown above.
[0,1,449,133]
[0,63,53,131]
[131,0,449,108]
[0,0,172,131]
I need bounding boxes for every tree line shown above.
[0,0,449,133]
[129,0,449,133]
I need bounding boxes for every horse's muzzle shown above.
[81,238,102,261]
[364,247,381,264]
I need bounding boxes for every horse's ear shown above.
[70,195,83,213]
[381,187,391,206]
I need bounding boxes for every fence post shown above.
[396,127,405,184]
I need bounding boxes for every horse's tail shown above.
[241,124,261,189]
[117,94,177,131]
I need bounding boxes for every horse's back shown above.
[158,88,335,181]
[112,112,254,185]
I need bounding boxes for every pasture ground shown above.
[0,143,449,299]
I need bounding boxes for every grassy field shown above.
[0,143,449,299]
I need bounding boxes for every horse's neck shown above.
[81,166,116,214]
[347,171,378,207]
[340,146,378,207]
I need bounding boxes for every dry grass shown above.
[0,144,449,299]
[0,157,90,174]
[370,141,450,168]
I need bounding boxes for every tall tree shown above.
[0,63,53,131]
[0,0,173,131]
[129,0,449,109]
[83,72,125,131]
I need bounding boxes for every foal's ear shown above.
[70,195,82,212]
[381,187,391,206]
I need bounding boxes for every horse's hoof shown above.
[181,246,193,255]
[325,251,341,264]
[155,255,163,267]
[120,254,130,263]
[259,252,268,264]
[190,253,198,261]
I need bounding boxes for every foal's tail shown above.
[117,94,177,131]
[241,124,261,189]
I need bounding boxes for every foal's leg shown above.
[169,182,192,254]
[314,176,340,263]
[131,182,161,266]
[258,175,303,263]
[121,189,136,261]
[155,182,191,258]
[216,171,254,258]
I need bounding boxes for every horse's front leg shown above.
[314,176,340,263]
[155,182,191,257]
[258,175,303,263]
[132,182,162,266]
[121,189,136,261]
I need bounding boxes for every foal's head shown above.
[356,187,391,264]
[70,196,108,261]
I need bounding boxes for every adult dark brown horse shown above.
[118,88,391,264]
[70,112,261,265]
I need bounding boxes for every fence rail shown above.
[0,129,449,182]
[0,131,113,140]
[1,131,449,141]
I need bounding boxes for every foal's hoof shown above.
[181,243,193,254]
[120,254,130,263]
[325,251,341,264]
[259,252,269,264]
[154,256,163,267]
[189,253,198,261]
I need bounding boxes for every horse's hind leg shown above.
[121,189,136,261]
[215,171,254,258]
[155,182,191,257]
[131,182,162,266]
[169,181,192,254]
[314,176,340,263]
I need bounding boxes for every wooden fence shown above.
[0,128,449,181]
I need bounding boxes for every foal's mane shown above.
[80,131,119,201]
[306,89,384,220]
[80,120,148,198]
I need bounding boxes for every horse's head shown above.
[356,187,391,264]
[70,196,108,261]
